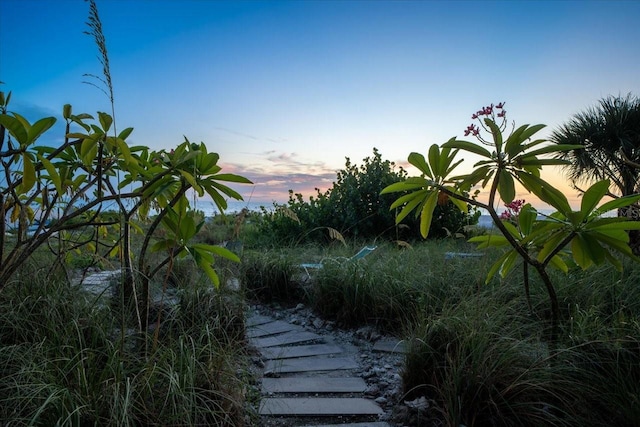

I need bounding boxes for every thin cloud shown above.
[219,151,338,204]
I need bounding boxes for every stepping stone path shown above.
[248,310,406,426]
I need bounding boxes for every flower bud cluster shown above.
[500,199,525,220]
[464,102,508,141]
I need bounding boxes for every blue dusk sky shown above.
[1,0,639,209]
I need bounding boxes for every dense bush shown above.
[255,148,479,245]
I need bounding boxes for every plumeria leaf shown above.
[408,152,432,178]
[382,177,429,194]
[520,143,582,158]
[442,139,492,158]
[579,180,610,220]
[518,203,537,234]
[389,189,426,210]
[485,250,513,283]
[448,190,469,213]
[597,193,640,214]
[549,254,569,273]
[500,250,519,278]
[27,117,56,145]
[518,124,546,143]
[484,118,503,153]
[469,234,510,248]
[21,153,36,193]
[38,155,63,194]
[428,145,441,177]
[394,190,428,223]
[498,170,515,204]
[571,235,592,269]
[419,190,439,238]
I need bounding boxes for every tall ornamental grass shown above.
[0,273,249,426]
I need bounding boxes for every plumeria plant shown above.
[382,103,640,342]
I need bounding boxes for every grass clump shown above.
[0,272,249,426]
[399,254,640,427]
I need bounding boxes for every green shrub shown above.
[255,148,479,245]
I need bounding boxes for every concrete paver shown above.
[261,343,344,360]
[262,377,367,393]
[259,397,384,416]
[265,356,359,374]
[247,320,303,338]
[249,310,395,424]
[251,330,323,348]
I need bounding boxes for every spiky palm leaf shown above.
[551,94,640,197]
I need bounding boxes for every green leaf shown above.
[390,188,426,210]
[498,170,515,203]
[21,153,36,192]
[199,261,220,287]
[207,180,244,200]
[591,231,634,257]
[66,132,89,139]
[516,158,570,167]
[408,152,432,178]
[383,179,427,196]
[549,254,569,273]
[484,118,503,153]
[393,190,427,223]
[521,143,581,158]
[118,127,134,140]
[537,230,570,264]
[518,203,537,234]
[469,234,510,248]
[597,193,640,214]
[80,138,98,167]
[442,139,492,158]
[179,170,204,196]
[428,145,440,177]
[499,250,519,278]
[571,235,592,269]
[114,137,135,166]
[193,243,241,263]
[539,185,572,217]
[27,117,56,145]
[447,190,468,213]
[518,124,546,143]
[98,112,112,133]
[38,155,63,194]
[589,221,640,231]
[0,114,28,144]
[518,171,571,215]
[501,220,521,239]
[208,173,253,184]
[419,190,439,238]
[485,251,513,284]
[579,180,610,220]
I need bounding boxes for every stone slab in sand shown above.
[264,356,358,374]
[262,377,366,393]
[251,330,323,348]
[260,343,344,360]
[259,397,383,416]
[246,320,303,338]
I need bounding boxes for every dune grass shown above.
[241,239,640,426]
[0,266,250,426]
